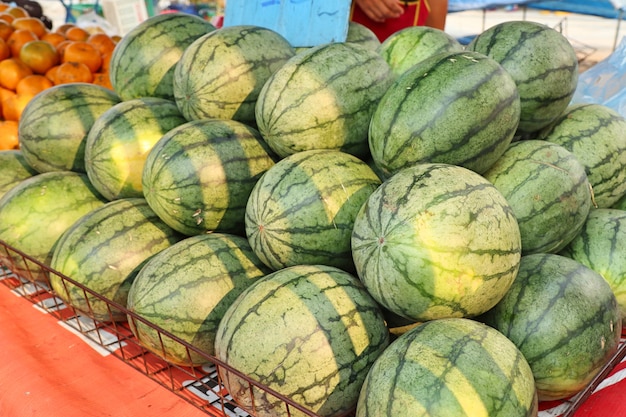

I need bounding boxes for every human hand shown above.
[354,0,405,22]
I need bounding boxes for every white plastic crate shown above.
[101,0,149,36]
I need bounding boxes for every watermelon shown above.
[85,97,187,201]
[0,150,37,199]
[351,163,521,322]
[561,208,626,319]
[378,25,464,78]
[109,13,215,101]
[255,42,394,159]
[356,318,538,417]
[214,264,389,417]
[173,25,295,125]
[368,50,520,177]
[480,253,621,401]
[245,149,381,272]
[536,103,626,208]
[126,233,271,366]
[0,171,106,282]
[467,20,578,135]
[49,198,183,322]
[142,118,277,237]
[17,83,121,173]
[482,140,592,255]
[346,21,381,52]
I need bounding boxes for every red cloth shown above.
[350,1,430,42]
[0,280,209,417]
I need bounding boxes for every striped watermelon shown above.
[255,42,394,159]
[173,25,295,125]
[561,208,626,319]
[0,150,37,199]
[346,21,381,51]
[482,140,592,255]
[480,253,622,401]
[85,97,187,201]
[368,50,520,177]
[109,13,215,101]
[142,118,277,237]
[536,103,626,208]
[351,163,521,322]
[0,171,106,282]
[245,149,381,272]
[214,264,389,417]
[356,318,538,417]
[467,20,578,135]
[17,83,121,173]
[126,233,271,366]
[50,198,183,322]
[378,25,464,78]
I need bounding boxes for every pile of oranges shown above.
[0,3,120,150]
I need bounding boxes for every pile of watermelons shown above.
[1,12,626,417]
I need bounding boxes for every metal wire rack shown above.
[0,240,333,417]
[0,239,624,417]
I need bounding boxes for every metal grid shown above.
[0,240,329,417]
[0,239,624,417]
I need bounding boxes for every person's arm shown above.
[353,0,405,22]
[424,0,448,30]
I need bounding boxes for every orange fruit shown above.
[0,37,10,61]
[0,120,19,150]
[0,57,33,90]
[92,72,113,90]
[54,61,93,84]
[19,40,59,74]
[87,32,116,56]
[5,6,29,19]
[0,4,9,13]
[12,17,48,39]
[62,40,102,73]
[65,26,89,42]
[0,13,15,25]
[16,74,53,96]
[100,50,112,73]
[55,23,76,35]
[7,28,38,57]
[2,92,32,121]
[0,19,14,41]
[0,85,15,101]
[44,64,59,83]
[41,31,66,48]
[55,38,72,55]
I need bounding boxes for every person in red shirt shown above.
[351,0,449,42]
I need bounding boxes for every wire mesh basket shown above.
[0,239,336,417]
[0,238,624,417]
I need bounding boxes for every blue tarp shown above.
[448,0,626,17]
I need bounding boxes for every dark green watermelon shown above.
[467,20,578,135]
[369,50,520,177]
[482,140,593,255]
[480,253,622,401]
